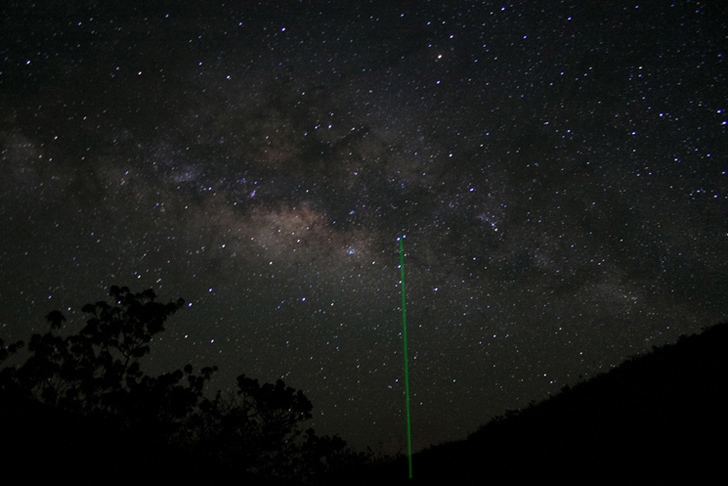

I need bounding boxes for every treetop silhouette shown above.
[0,285,366,484]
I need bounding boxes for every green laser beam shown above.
[399,236,413,480]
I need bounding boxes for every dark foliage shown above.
[0,286,367,484]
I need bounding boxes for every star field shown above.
[1,1,726,453]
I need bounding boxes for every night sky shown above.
[1,1,726,454]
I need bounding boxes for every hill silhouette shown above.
[2,287,726,485]
[328,322,728,485]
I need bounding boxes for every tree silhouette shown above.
[7,286,184,414]
[0,285,366,483]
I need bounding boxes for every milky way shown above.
[1,2,726,453]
